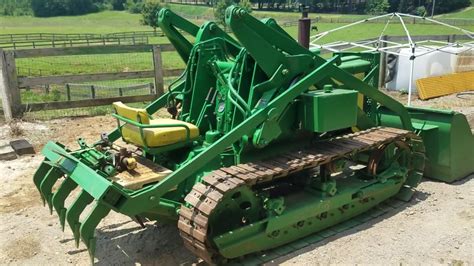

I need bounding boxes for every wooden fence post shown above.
[378,35,388,89]
[91,85,96,99]
[448,35,456,43]
[66,84,71,101]
[152,45,165,96]
[0,49,22,120]
[149,82,154,94]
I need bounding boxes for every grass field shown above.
[2,3,472,35]
[438,0,474,19]
[438,7,474,19]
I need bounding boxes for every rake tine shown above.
[33,162,53,205]
[52,177,78,231]
[39,167,64,213]
[66,190,94,248]
[80,202,111,264]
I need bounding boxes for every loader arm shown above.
[226,6,413,130]
[158,8,240,62]
[107,9,241,143]
[157,8,200,62]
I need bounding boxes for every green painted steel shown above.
[215,177,404,258]
[31,5,473,262]
[299,88,358,132]
[379,106,474,182]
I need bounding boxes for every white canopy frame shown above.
[310,12,474,106]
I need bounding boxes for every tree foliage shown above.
[31,0,101,17]
[365,0,390,14]
[214,0,233,25]
[111,0,127,10]
[214,0,253,25]
[125,0,144,13]
[141,0,163,30]
[0,0,31,16]
[239,0,253,13]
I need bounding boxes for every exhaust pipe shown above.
[298,5,311,49]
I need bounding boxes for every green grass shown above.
[285,22,474,44]
[165,3,214,17]
[1,2,472,35]
[438,7,474,19]
[16,51,185,77]
[0,11,146,34]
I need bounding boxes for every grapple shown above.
[33,141,117,260]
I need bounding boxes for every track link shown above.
[178,127,424,263]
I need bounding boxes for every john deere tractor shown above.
[33,7,474,263]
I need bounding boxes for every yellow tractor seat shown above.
[122,119,199,147]
[113,102,199,148]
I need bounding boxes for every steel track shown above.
[178,126,424,263]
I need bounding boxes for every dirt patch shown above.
[4,236,41,260]
[0,186,40,214]
[385,90,474,128]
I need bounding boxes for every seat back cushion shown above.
[113,101,150,124]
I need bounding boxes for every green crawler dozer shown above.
[33,7,474,263]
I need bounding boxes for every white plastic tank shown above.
[385,46,468,92]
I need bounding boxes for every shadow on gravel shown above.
[94,221,199,265]
[442,174,473,186]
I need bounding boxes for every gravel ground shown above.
[0,93,473,265]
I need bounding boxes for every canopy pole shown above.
[408,53,415,107]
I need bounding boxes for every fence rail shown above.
[0,36,150,50]
[0,44,184,119]
[0,30,162,43]
[0,30,165,50]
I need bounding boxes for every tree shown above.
[31,0,99,17]
[111,0,127,10]
[214,0,252,26]
[214,0,233,25]
[67,0,98,15]
[240,0,253,12]
[365,0,390,14]
[31,0,68,17]
[141,0,162,32]
[125,0,144,13]
[0,0,31,16]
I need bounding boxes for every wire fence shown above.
[21,77,177,120]
[0,31,164,50]
[13,47,163,120]
[16,51,155,77]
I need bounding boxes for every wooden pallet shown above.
[111,157,172,190]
